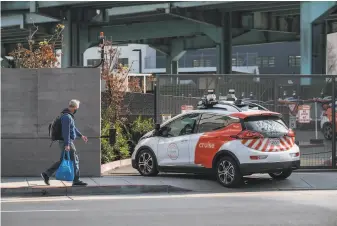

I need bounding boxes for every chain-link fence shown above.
[155,74,337,169]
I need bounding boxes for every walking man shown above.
[41,99,88,186]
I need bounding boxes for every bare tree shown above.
[101,41,142,123]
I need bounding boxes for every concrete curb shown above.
[1,185,191,197]
[101,159,131,175]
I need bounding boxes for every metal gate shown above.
[155,74,337,169]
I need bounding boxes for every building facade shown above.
[144,41,301,74]
[84,41,301,75]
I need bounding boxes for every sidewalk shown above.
[1,172,337,197]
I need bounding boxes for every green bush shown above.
[114,121,130,160]
[131,116,154,135]
[101,114,154,164]
[101,105,130,164]
[101,119,116,164]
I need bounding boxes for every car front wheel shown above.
[136,149,159,176]
[269,169,292,180]
[216,156,242,188]
[323,123,333,140]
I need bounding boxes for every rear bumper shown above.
[240,160,300,175]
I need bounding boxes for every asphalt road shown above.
[2,190,337,226]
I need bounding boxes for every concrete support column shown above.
[217,12,232,74]
[79,24,89,66]
[216,44,221,74]
[165,56,179,74]
[312,23,326,74]
[300,1,336,75]
[62,10,72,68]
[71,22,79,66]
[172,61,178,74]
[62,9,89,67]
[1,43,6,56]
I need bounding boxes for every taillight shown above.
[231,130,264,139]
[287,129,295,137]
[250,155,268,160]
[290,152,300,157]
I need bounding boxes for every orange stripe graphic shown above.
[261,140,270,152]
[194,123,242,168]
[242,137,296,152]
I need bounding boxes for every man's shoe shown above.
[72,180,88,186]
[41,173,50,185]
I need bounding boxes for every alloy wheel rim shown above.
[138,152,153,174]
[218,160,235,185]
[325,126,332,139]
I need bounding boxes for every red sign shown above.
[298,105,311,123]
[288,103,298,116]
[181,105,193,113]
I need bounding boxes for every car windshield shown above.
[244,116,288,138]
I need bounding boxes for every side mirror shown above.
[154,123,161,136]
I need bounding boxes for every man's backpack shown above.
[48,114,64,146]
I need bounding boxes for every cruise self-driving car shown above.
[131,92,300,187]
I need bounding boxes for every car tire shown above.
[136,149,159,177]
[215,156,242,188]
[323,123,333,140]
[268,169,292,180]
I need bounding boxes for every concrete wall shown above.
[1,68,101,177]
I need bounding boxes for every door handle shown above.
[181,139,188,143]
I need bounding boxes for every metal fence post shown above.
[273,79,278,112]
[332,76,336,169]
[153,75,158,124]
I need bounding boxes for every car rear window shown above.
[244,116,288,138]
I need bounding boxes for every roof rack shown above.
[196,89,269,112]
[197,89,219,109]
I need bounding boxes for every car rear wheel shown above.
[323,123,333,140]
[269,169,292,180]
[216,156,242,188]
[136,149,159,176]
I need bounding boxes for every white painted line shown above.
[2,190,337,204]
[1,196,71,203]
[70,190,337,201]
[1,209,80,213]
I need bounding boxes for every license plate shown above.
[269,138,280,146]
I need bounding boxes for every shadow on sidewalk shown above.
[124,173,300,191]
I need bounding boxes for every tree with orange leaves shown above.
[8,23,64,68]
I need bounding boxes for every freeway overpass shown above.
[1,1,337,74]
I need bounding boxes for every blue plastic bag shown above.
[55,151,74,182]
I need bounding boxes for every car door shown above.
[157,113,200,166]
[189,113,241,166]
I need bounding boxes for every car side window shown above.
[162,113,200,137]
[197,114,240,133]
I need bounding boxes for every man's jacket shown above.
[60,108,82,146]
